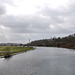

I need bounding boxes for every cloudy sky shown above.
[0,0,75,43]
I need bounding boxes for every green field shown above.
[0,46,34,57]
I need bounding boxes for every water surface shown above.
[0,47,75,75]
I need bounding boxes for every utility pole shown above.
[29,38,30,43]
[28,38,30,47]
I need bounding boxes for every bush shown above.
[3,47,12,58]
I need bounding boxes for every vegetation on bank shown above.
[26,33,75,49]
[0,46,34,58]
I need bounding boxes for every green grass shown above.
[0,46,34,57]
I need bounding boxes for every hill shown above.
[26,34,75,49]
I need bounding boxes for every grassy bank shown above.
[0,46,34,58]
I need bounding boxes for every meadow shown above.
[0,46,34,57]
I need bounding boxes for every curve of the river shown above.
[0,47,75,75]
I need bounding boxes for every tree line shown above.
[26,34,75,49]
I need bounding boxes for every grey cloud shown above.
[40,6,65,24]
[0,33,29,43]
[0,0,75,43]
[0,0,14,16]
[0,15,29,27]
[6,33,29,43]
[0,0,14,5]
[40,3,75,32]
[0,15,50,33]
[0,4,6,16]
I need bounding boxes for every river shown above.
[0,47,75,75]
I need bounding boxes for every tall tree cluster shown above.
[26,34,75,49]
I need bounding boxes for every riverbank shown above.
[0,46,34,58]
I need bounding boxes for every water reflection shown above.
[0,47,75,75]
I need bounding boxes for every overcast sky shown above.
[0,0,75,43]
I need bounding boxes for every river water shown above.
[0,47,75,75]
